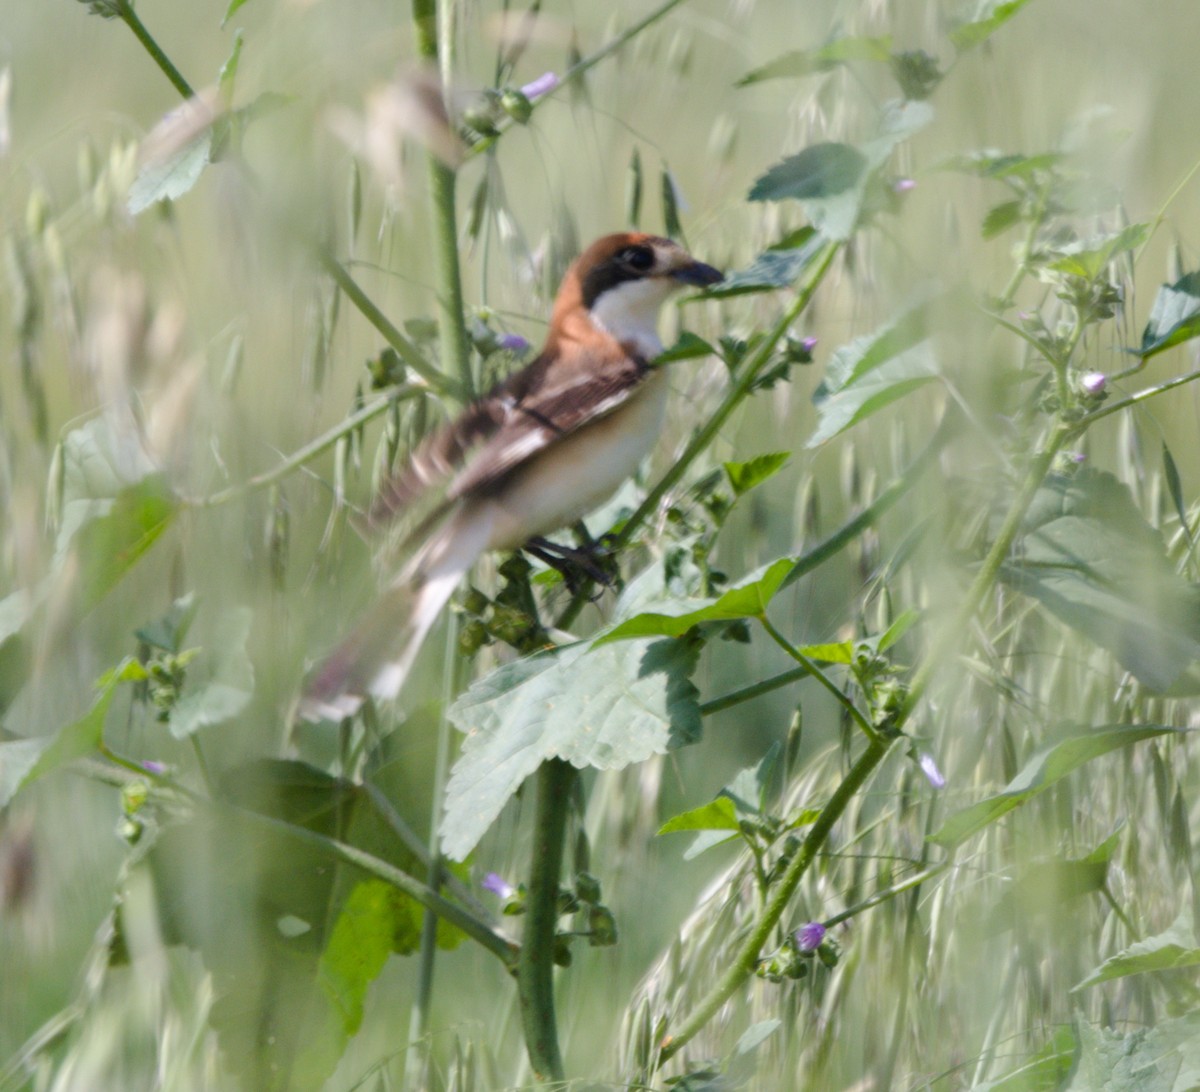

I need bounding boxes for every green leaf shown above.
[702,227,825,298]
[878,608,920,652]
[807,294,940,446]
[735,1019,782,1055]
[319,879,420,1037]
[1162,443,1196,551]
[985,851,1111,935]
[218,29,244,105]
[654,331,715,365]
[221,0,251,26]
[794,640,854,664]
[949,0,1034,52]
[0,661,134,806]
[593,558,793,646]
[54,418,177,612]
[1047,223,1149,279]
[1073,905,1200,992]
[168,606,255,738]
[929,725,1180,847]
[1065,1014,1200,1092]
[748,143,868,240]
[1138,270,1200,359]
[658,796,740,835]
[937,150,1063,181]
[971,1027,1077,1092]
[724,453,791,498]
[738,35,892,85]
[128,127,214,215]
[441,637,702,860]
[981,200,1023,238]
[1000,470,1200,691]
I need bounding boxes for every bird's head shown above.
[552,233,723,358]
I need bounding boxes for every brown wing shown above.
[370,343,650,527]
[445,344,649,500]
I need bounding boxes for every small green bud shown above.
[499,89,533,124]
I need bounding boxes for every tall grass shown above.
[3,0,1200,1089]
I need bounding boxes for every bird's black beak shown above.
[672,260,724,287]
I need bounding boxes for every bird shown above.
[300,232,723,720]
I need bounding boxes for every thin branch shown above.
[659,736,893,1063]
[187,385,424,508]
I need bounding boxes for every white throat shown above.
[589,278,675,359]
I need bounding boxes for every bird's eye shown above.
[620,247,655,272]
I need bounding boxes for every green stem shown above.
[1077,368,1200,429]
[518,758,575,1083]
[782,406,961,590]
[187,385,423,508]
[224,801,517,967]
[116,0,195,99]
[315,246,463,398]
[412,0,474,397]
[759,615,880,742]
[659,735,892,1063]
[821,862,949,928]
[900,420,1072,719]
[699,667,810,716]
[465,0,692,159]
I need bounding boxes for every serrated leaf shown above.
[1065,1016,1200,1092]
[1139,270,1200,359]
[724,453,791,498]
[749,143,868,240]
[982,200,1023,238]
[702,227,824,298]
[949,0,1034,52]
[441,638,701,860]
[658,796,739,835]
[593,558,793,646]
[807,294,941,446]
[168,606,255,738]
[929,725,1180,847]
[128,128,214,215]
[738,35,892,85]
[1073,905,1200,992]
[1000,470,1200,690]
[1047,223,1149,280]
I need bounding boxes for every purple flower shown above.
[795,922,826,951]
[482,872,515,899]
[142,760,167,775]
[893,178,916,193]
[919,753,946,789]
[520,72,560,101]
[1068,451,1087,464]
[1080,371,1107,395]
[801,336,819,353]
[498,333,531,354]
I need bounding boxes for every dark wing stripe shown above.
[369,395,512,526]
[445,353,649,500]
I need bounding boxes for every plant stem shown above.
[1076,368,1200,428]
[518,758,575,1083]
[899,420,1072,720]
[116,0,195,99]
[187,385,423,508]
[314,246,463,398]
[759,615,880,742]
[412,0,474,398]
[659,735,892,1063]
[821,862,950,928]
[222,800,518,967]
[464,0,692,159]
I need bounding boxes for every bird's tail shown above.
[299,504,494,721]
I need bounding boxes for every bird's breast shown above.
[483,368,670,550]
